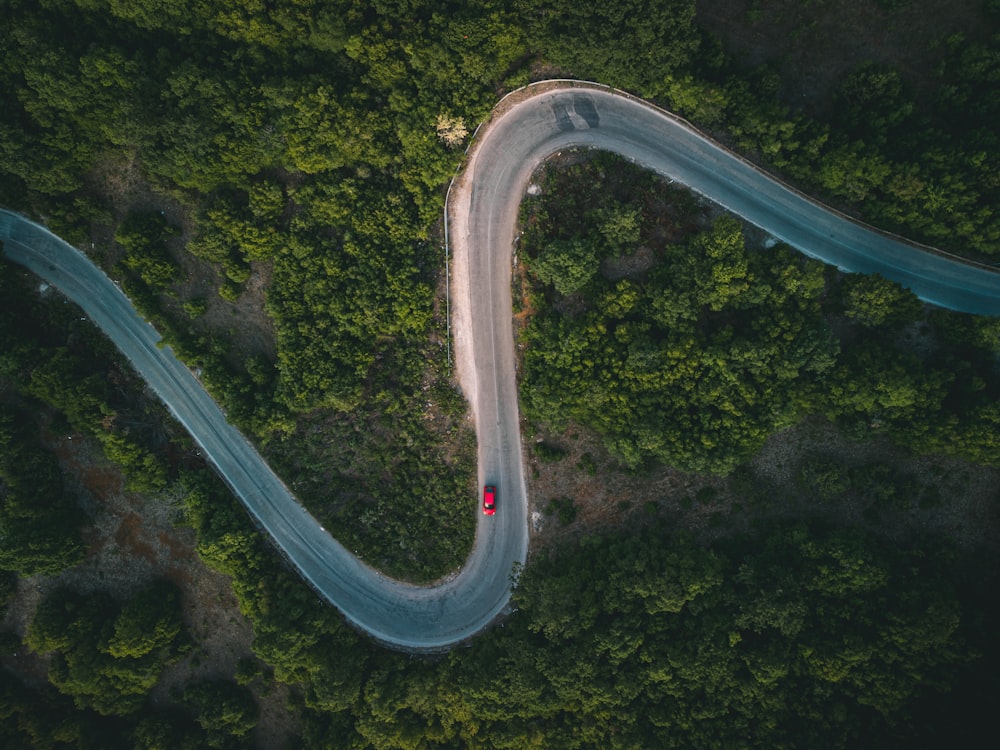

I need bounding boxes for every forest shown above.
[518,152,1000,475]
[3,0,1000,573]
[2,0,1000,747]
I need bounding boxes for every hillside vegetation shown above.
[519,152,1000,475]
[1,1,1000,748]
[3,0,1000,574]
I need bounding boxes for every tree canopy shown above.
[26,581,190,716]
[1,1,999,747]
[518,153,1000,474]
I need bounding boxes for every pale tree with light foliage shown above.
[436,113,468,148]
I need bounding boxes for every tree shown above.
[840,272,923,329]
[834,64,917,148]
[519,167,835,474]
[516,0,700,96]
[182,680,259,748]
[107,581,185,659]
[26,583,188,716]
[597,206,642,253]
[435,113,468,148]
[689,215,752,310]
[527,238,599,296]
[0,406,86,576]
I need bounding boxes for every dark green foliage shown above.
[795,452,934,513]
[820,339,945,426]
[115,211,180,294]
[527,237,599,296]
[0,405,86,576]
[833,64,918,149]
[1,3,999,747]
[178,470,368,714]
[838,272,924,329]
[543,496,577,525]
[0,669,128,750]
[515,0,699,96]
[0,0,705,493]
[0,670,209,748]
[520,153,1000,475]
[106,580,186,659]
[0,570,16,609]
[264,374,477,582]
[0,630,21,657]
[520,159,837,473]
[668,24,1000,257]
[695,485,719,505]
[596,206,642,253]
[849,462,917,511]
[10,0,993,591]
[25,581,189,716]
[182,680,259,748]
[268,182,435,413]
[24,344,169,496]
[182,297,207,319]
[233,656,266,686]
[797,453,850,501]
[130,714,205,750]
[533,441,568,463]
[322,523,981,749]
[0,259,169,495]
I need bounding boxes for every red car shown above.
[483,485,496,516]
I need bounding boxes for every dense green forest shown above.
[2,0,999,574]
[2,0,1000,747]
[518,152,1000,474]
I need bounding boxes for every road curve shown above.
[456,81,1000,318]
[0,208,523,651]
[3,81,999,651]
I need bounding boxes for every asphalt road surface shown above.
[3,82,999,651]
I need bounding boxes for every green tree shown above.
[107,580,185,659]
[834,64,917,148]
[26,583,188,716]
[688,215,752,310]
[182,680,259,748]
[840,272,923,329]
[516,0,700,96]
[597,206,642,253]
[0,406,86,576]
[115,211,180,294]
[520,166,835,474]
[528,237,599,296]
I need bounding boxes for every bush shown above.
[695,486,719,505]
[577,452,597,476]
[544,496,578,525]
[534,441,568,463]
[797,455,850,501]
[183,680,259,746]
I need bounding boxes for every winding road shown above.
[3,81,999,651]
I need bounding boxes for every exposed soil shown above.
[524,422,701,548]
[0,431,299,748]
[526,412,1000,558]
[195,258,278,365]
[696,0,989,113]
